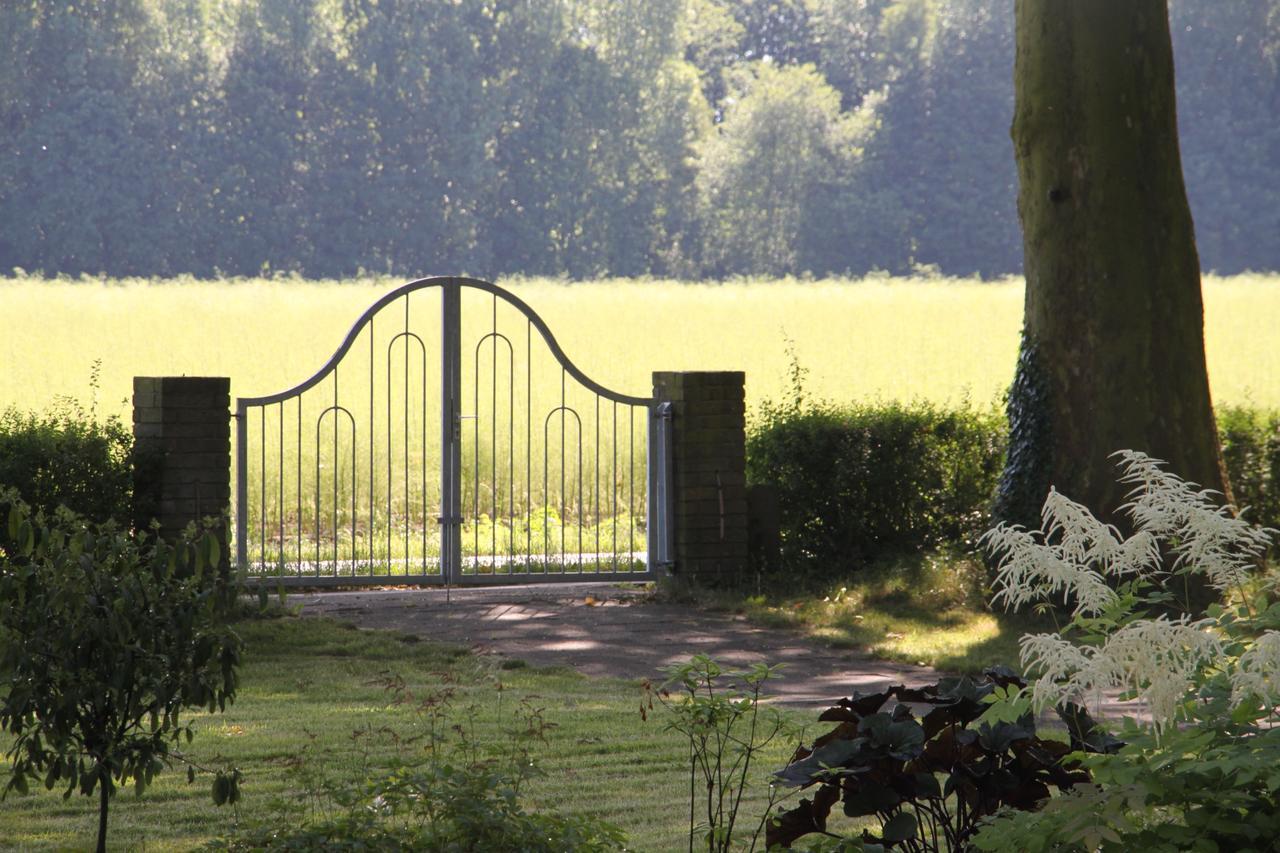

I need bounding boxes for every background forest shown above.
[2,0,1278,281]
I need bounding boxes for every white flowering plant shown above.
[972,451,1280,852]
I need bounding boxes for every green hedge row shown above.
[746,401,1008,573]
[1219,404,1280,532]
[747,401,1280,575]
[0,400,132,524]
[1,396,1275,566]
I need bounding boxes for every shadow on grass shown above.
[664,548,1056,675]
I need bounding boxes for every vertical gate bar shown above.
[508,321,515,572]
[558,368,563,568]
[473,318,479,566]
[441,279,462,584]
[278,402,284,572]
[664,403,674,568]
[526,319,532,568]
[647,404,657,572]
[350,416,357,571]
[369,317,375,574]
[349,403,357,573]
[386,339,392,571]
[612,401,618,572]
[577,404,583,568]
[427,322,432,573]
[560,368,566,569]
[629,407,635,563]
[333,369,339,576]
[259,406,265,569]
[492,294,498,569]
[547,409,552,563]
[235,400,248,573]
[313,402,321,578]
[595,396,600,572]
[296,398,301,571]
[404,297,410,569]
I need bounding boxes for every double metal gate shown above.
[235,277,673,586]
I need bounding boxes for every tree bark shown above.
[97,770,110,853]
[997,0,1229,526]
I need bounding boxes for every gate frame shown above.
[234,276,673,585]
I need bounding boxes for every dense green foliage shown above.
[0,493,242,852]
[749,402,1280,576]
[0,397,132,524]
[746,401,1007,573]
[1219,404,1280,532]
[1,1,1275,279]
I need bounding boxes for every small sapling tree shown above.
[0,490,243,853]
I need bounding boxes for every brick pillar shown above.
[132,378,231,548]
[652,371,748,585]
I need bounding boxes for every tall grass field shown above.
[3,274,1278,578]
[5,273,1278,415]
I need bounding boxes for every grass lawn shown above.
[0,614,811,852]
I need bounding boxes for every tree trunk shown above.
[97,770,110,853]
[996,0,1229,527]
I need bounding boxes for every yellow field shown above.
[2,273,1278,419]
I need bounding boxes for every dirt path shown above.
[295,582,939,708]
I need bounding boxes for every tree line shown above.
[1,0,1276,281]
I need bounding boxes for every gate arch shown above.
[234,276,672,585]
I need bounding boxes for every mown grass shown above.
[0,614,807,852]
[3,274,1278,424]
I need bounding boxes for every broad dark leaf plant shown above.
[767,668,1114,851]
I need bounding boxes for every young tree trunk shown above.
[97,770,110,853]
[996,0,1230,527]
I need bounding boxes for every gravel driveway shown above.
[295,582,940,707]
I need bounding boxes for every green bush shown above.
[0,491,243,853]
[1219,404,1280,532]
[746,401,1280,578]
[0,397,132,524]
[746,401,1006,576]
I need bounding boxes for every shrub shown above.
[745,400,1279,580]
[0,396,132,524]
[0,491,243,853]
[746,400,1005,577]
[1219,404,1280,532]
[972,451,1280,851]
[644,656,793,852]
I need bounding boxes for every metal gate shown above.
[234,277,673,586]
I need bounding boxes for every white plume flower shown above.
[1230,630,1280,708]
[988,450,1278,732]
[1020,617,1221,731]
[1114,450,1274,593]
[983,519,1118,617]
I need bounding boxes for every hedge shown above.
[747,401,1280,577]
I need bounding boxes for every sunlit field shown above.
[3,274,1277,418]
